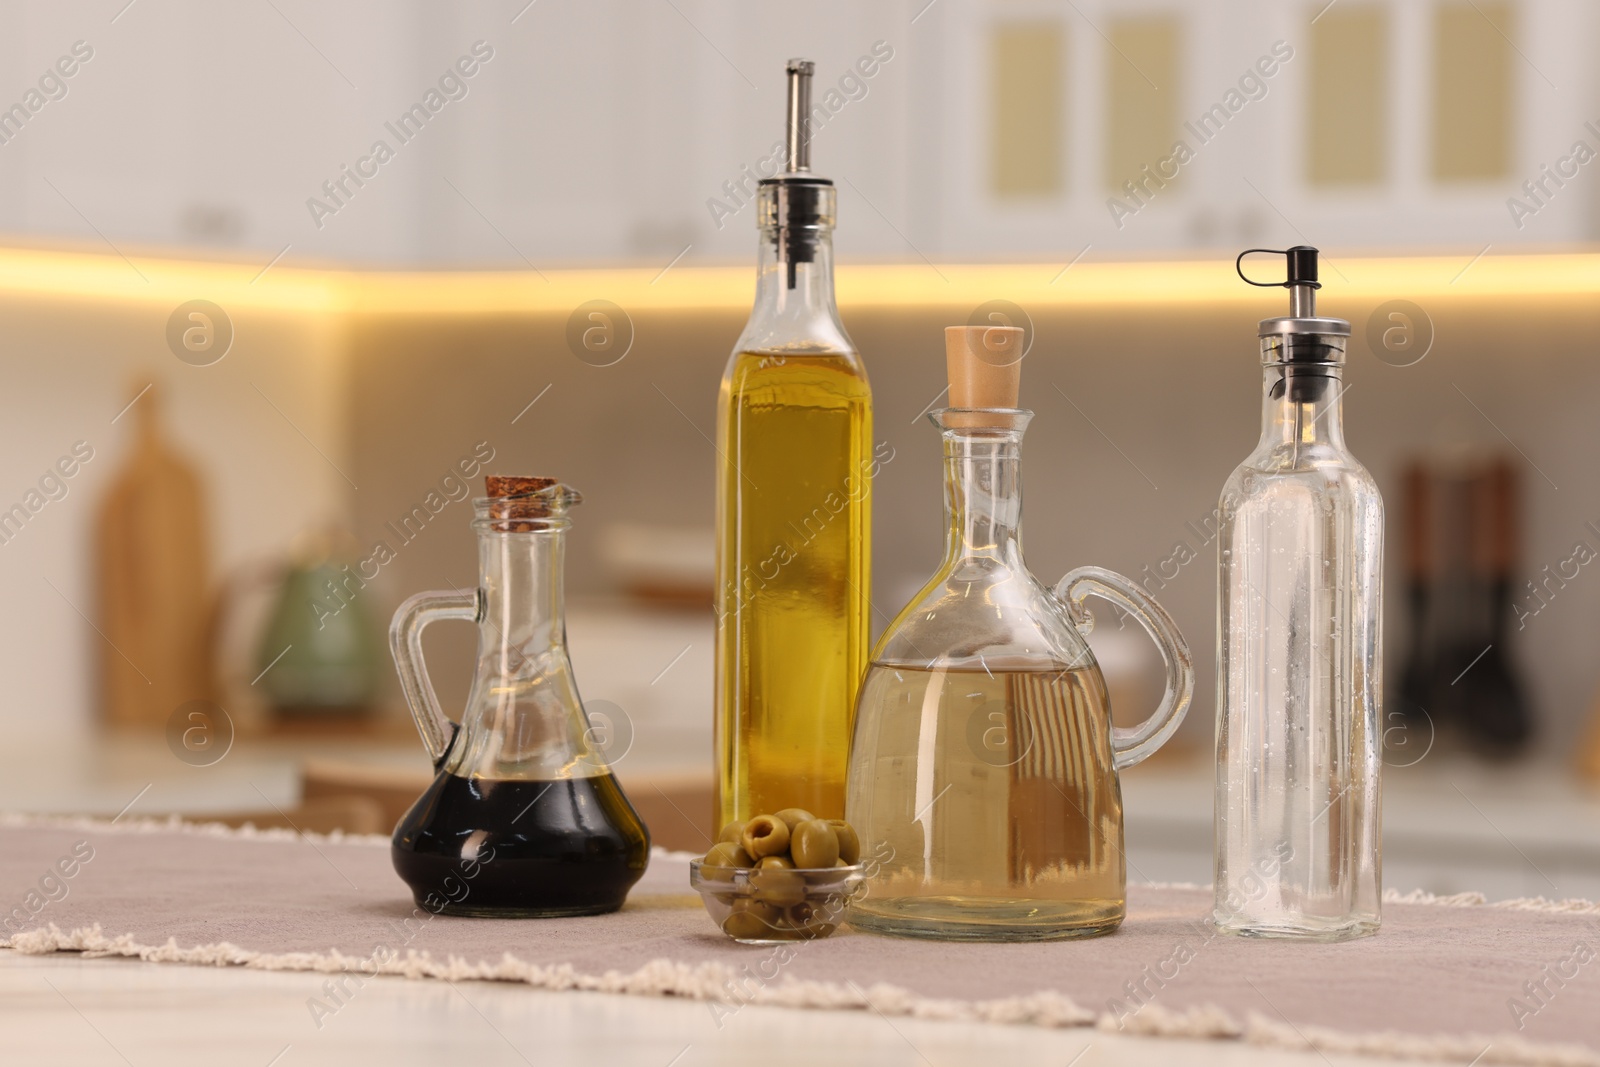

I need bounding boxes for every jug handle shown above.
[1054,566,1194,770]
[390,589,479,766]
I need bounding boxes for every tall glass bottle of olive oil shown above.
[715,59,872,827]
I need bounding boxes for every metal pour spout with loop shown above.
[1236,246,1347,469]
[1237,245,1322,317]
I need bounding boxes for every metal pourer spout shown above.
[761,59,832,291]
[1285,245,1319,318]
[1238,244,1350,409]
[765,58,832,291]
[785,59,813,173]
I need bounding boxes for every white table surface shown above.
[0,952,1396,1067]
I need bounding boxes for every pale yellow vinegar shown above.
[846,663,1126,941]
[714,349,872,828]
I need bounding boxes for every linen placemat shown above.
[3,816,1598,1065]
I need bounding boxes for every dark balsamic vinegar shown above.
[392,772,650,917]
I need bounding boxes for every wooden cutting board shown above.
[96,385,213,729]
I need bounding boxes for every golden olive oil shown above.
[714,349,872,827]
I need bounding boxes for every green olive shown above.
[808,892,847,923]
[801,889,848,935]
[826,820,861,864]
[750,864,805,907]
[701,841,753,878]
[773,807,817,832]
[790,819,840,869]
[733,898,780,922]
[756,854,794,870]
[717,820,745,844]
[740,814,790,858]
[722,907,774,940]
[721,898,781,939]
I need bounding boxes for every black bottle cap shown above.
[1237,245,1323,295]
[1285,245,1319,288]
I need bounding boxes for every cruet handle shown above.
[1054,566,1194,770]
[389,589,479,766]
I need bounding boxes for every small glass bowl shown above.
[689,861,865,943]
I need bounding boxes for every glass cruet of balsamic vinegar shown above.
[1215,247,1384,940]
[390,476,650,917]
[715,59,873,827]
[846,326,1194,942]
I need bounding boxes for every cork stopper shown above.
[486,475,556,499]
[484,475,563,530]
[945,326,1024,427]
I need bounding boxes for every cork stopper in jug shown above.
[944,325,1024,427]
[484,475,573,530]
[486,475,557,500]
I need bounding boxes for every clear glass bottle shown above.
[847,326,1193,942]
[1215,247,1384,940]
[715,60,872,827]
[390,477,650,917]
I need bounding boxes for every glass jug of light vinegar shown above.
[846,408,1194,941]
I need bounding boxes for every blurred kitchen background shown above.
[4,0,1600,899]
